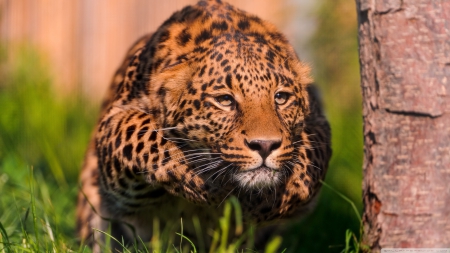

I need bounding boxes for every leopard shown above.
[76,0,331,251]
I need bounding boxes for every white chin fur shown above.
[233,167,281,189]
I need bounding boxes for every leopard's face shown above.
[139,1,312,189]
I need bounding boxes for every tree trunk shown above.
[356,0,450,251]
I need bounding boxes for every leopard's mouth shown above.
[243,165,277,173]
[234,165,282,188]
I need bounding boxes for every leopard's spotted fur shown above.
[76,0,331,250]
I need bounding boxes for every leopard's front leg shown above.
[277,119,331,218]
[96,106,232,214]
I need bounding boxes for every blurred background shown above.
[0,0,362,252]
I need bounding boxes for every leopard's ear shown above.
[294,61,313,88]
[153,60,194,87]
[306,84,327,118]
[149,58,197,108]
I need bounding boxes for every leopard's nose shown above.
[245,139,282,160]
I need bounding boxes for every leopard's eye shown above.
[215,95,235,107]
[274,92,290,105]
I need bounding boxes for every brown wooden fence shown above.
[0,0,287,101]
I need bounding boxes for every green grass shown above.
[0,46,96,252]
[0,3,364,248]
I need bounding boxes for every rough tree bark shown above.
[356,0,450,251]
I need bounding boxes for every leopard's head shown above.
[131,0,312,189]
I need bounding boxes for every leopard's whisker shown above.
[151,127,178,131]
[164,137,200,142]
[148,143,186,155]
[271,185,278,208]
[183,152,222,157]
[178,156,219,164]
[282,164,293,179]
[181,149,215,154]
[129,126,178,134]
[293,146,316,152]
[220,167,237,186]
[217,186,238,208]
[218,164,235,184]
[293,139,329,146]
[158,152,220,164]
[292,159,322,171]
[193,162,224,177]
[209,167,227,183]
[191,159,223,171]
[208,163,233,183]
[236,182,243,198]
[182,159,218,168]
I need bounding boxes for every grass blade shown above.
[175,233,197,253]
[29,167,40,252]
[92,228,131,253]
[0,220,12,253]
[320,180,361,221]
